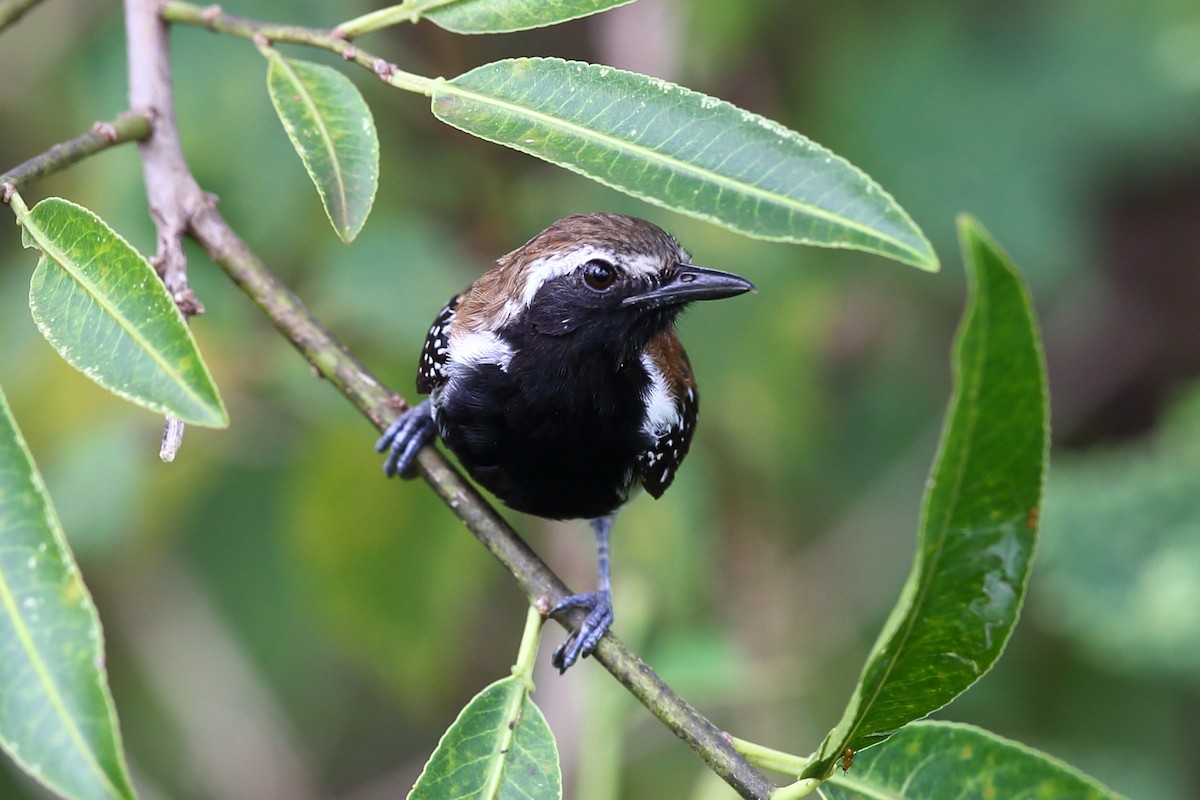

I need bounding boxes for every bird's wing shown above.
[415,296,460,395]
[637,331,699,499]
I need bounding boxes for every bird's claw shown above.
[376,399,437,478]
[550,590,613,673]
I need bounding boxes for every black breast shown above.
[435,332,653,521]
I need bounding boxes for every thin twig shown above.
[0,113,151,194]
[0,0,44,31]
[160,1,435,94]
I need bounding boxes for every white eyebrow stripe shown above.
[519,245,611,308]
[517,246,670,310]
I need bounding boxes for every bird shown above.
[376,213,754,672]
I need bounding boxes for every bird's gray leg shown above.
[551,515,616,673]
[375,399,437,478]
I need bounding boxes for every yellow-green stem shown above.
[161,1,437,96]
[511,605,544,686]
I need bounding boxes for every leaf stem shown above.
[334,4,419,38]
[160,1,437,96]
[0,112,151,195]
[335,0,459,38]
[730,737,811,777]
[6,188,30,220]
[770,778,821,800]
[510,605,544,687]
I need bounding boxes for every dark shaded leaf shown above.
[804,217,1048,777]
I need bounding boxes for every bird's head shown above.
[457,213,754,350]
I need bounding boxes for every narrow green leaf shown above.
[431,58,936,270]
[18,197,227,428]
[820,722,1124,800]
[266,52,379,243]
[339,0,635,36]
[409,675,561,800]
[421,0,634,33]
[0,385,137,800]
[803,216,1048,778]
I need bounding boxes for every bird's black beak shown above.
[622,264,755,310]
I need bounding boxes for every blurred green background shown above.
[2,1,1200,798]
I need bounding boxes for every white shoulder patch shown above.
[450,329,514,371]
[640,352,681,437]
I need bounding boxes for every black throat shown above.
[437,316,659,520]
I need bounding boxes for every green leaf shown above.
[266,52,379,243]
[819,722,1125,800]
[803,216,1048,778]
[19,197,227,428]
[421,0,634,33]
[409,675,561,800]
[431,58,937,270]
[340,0,635,36]
[0,385,137,800]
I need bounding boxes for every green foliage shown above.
[0,387,135,800]
[265,52,379,243]
[433,58,937,270]
[409,675,560,799]
[409,609,560,799]
[804,217,1048,779]
[339,0,637,36]
[820,722,1124,800]
[423,0,634,33]
[16,197,227,428]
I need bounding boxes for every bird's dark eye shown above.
[583,259,617,290]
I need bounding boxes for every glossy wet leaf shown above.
[266,52,379,243]
[342,0,635,35]
[19,197,227,428]
[803,217,1048,778]
[820,722,1123,800]
[409,675,560,800]
[0,386,136,800]
[432,58,937,270]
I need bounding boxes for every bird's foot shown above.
[375,399,436,478]
[550,589,613,673]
